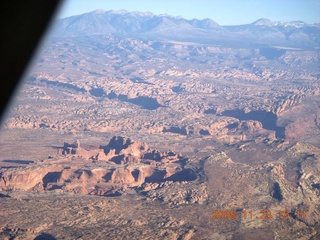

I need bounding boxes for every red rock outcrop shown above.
[60,136,184,164]
[0,136,194,196]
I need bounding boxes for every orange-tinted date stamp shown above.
[212,209,307,220]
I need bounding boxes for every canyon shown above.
[0,9,319,239]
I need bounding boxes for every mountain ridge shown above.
[51,9,320,49]
[58,9,318,26]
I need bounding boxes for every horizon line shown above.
[56,9,319,26]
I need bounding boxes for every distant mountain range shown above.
[51,9,320,49]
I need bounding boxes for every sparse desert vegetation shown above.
[0,10,319,239]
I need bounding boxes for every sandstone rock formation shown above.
[59,136,184,164]
[0,136,194,196]
[0,9,319,239]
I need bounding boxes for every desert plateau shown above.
[0,9,319,240]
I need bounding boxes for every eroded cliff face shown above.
[0,166,64,191]
[59,136,184,163]
[1,11,319,239]
[0,136,194,196]
[203,140,320,235]
[1,136,319,239]
[3,33,319,146]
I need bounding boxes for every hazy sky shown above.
[56,0,320,25]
